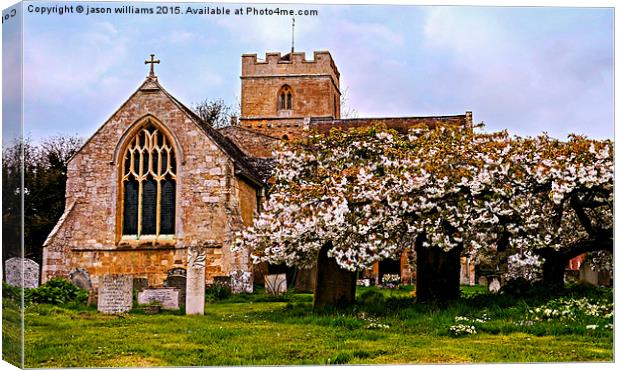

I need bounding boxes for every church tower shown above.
[239,51,341,139]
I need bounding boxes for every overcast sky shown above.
[2,1,614,144]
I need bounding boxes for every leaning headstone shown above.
[478,276,488,287]
[265,274,287,295]
[132,277,148,292]
[488,277,501,293]
[138,288,180,310]
[229,270,253,294]
[4,257,39,288]
[69,268,92,291]
[97,274,133,314]
[185,246,206,315]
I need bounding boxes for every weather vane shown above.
[291,16,295,53]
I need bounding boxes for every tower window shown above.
[278,85,293,110]
[121,123,176,239]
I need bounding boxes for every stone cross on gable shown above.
[145,54,160,78]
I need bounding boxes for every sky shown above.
[1,1,615,144]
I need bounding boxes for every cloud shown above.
[24,21,129,104]
[420,7,613,138]
[216,15,296,51]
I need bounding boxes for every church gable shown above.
[43,74,256,287]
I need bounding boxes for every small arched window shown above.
[278,85,293,110]
[121,123,176,238]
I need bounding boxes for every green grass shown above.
[17,285,613,367]
[2,295,23,367]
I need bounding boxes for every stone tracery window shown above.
[278,85,293,110]
[121,123,176,239]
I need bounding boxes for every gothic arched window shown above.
[121,123,176,238]
[278,85,293,110]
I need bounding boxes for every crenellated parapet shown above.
[240,50,342,124]
[241,51,340,86]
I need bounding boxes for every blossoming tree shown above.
[236,125,513,304]
[490,135,613,285]
[236,124,613,306]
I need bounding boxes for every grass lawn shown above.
[10,285,614,367]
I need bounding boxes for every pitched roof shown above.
[219,126,281,158]
[155,80,267,188]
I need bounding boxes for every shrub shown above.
[205,282,232,301]
[2,281,22,301]
[500,278,552,298]
[24,278,88,306]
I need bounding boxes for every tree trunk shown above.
[313,243,357,309]
[541,253,568,287]
[415,241,462,302]
[536,238,613,288]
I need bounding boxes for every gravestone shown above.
[137,288,180,310]
[132,277,148,292]
[229,270,253,294]
[165,268,186,307]
[69,268,92,291]
[4,257,39,288]
[478,276,488,286]
[185,246,206,315]
[459,258,469,285]
[488,277,501,293]
[97,274,133,314]
[265,274,287,295]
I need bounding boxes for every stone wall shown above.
[241,77,338,120]
[42,78,254,289]
[238,179,258,227]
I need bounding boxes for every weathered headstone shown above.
[265,274,287,295]
[165,268,186,307]
[488,277,501,293]
[229,270,253,294]
[459,257,469,285]
[138,288,180,310]
[69,268,92,291]
[185,246,206,315]
[478,276,488,286]
[132,277,149,292]
[97,274,133,314]
[4,257,39,288]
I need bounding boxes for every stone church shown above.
[41,50,472,290]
